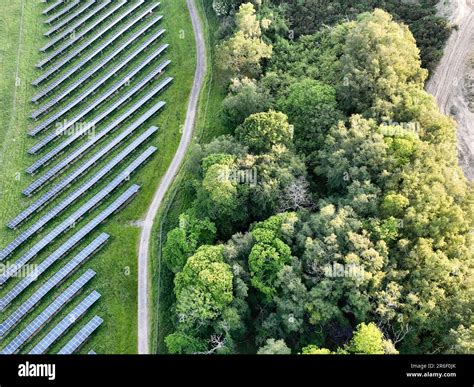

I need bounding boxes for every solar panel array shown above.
[33,37,167,119]
[0,234,109,335]
[58,316,103,354]
[1,270,96,354]
[28,86,167,176]
[10,110,163,229]
[1,185,141,316]
[33,17,166,103]
[37,0,129,71]
[0,0,173,354]
[30,45,167,136]
[43,0,63,15]
[0,224,105,308]
[34,0,159,81]
[29,291,101,354]
[28,72,170,157]
[43,0,110,42]
[1,169,148,284]
[42,0,96,39]
[44,0,80,25]
[31,30,168,119]
[0,146,157,261]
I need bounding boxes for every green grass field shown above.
[0,0,196,354]
[150,0,230,353]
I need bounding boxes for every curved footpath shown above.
[137,0,207,354]
[426,0,474,180]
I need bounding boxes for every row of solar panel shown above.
[33,32,167,119]
[34,0,158,81]
[58,315,103,354]
[0,149,154,284]
[42,0,97,41]
[42,0,64,16]
[28,71,171,158]
[32,10,164,102]
[30,43,167,136]
[10,101,165,229]
[44,0,80,25]
[38,0,130,68]
[1,142,157,261]
[44,0,109,43]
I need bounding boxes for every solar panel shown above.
[42,0,96,40]
[28,95,166,175]
[43,0,63,15]
[28,72,171,156]
[37,0,130,68]
[30,48,168,136]
[44,0,80,25]
[0,160,149,283]
[0,234,108,336]
[0,230,106,308]
[29,291,101,354]
[32,18,166,102]
[10,108,163,228]
[26,83,166,187]
[57,316,103,354]
[0,185,141,286]
[43,0,110,41]
[35,0,160,81]
[33,37,167,119]
[0,269,95,354]
[1,145,156,258]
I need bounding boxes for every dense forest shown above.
[161,0,473,354]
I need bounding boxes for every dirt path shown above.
[426,0,474,180]
[137,0,207,354]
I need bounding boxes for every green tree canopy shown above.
[235,110,293,154]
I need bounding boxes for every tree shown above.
[165,332,207,354]
[235,110,293,154]
[339,9,427,119]
[445,324,474,354]
[212,0,235,17]
[235,2,262,38]
[163,210,217,273]
[216,3,272,80]
[301,323,398,354]
[248,215,295,299]
[301,345,333,355]
[257,339,291,354]
[316,115,394,193]
[195,156,248,237]
[174,246,234,325]
[278,79,342,160]
[278,176,313,212]
[222,77,272,128]
[345,323,387,354]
